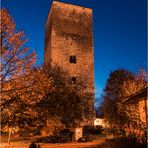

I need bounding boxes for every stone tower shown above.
[44,1,95,126]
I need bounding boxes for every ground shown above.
[1,139,105,148]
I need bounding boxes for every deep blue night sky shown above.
[2,0,147,107]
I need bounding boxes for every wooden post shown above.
[75,127,83,141]
[8,128,12,145]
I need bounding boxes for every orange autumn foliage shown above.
[1,9,52,128]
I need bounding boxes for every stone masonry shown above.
[44,1,95,126]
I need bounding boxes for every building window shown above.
[72,77,76,84]
[70,56,76,63]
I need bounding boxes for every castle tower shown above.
[44,1,95,126]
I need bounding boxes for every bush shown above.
[77,137,86,142]
[29,142,41,148]
[83,125,103,135]
[77,135,93,142]
[36,129,73,143]
[59,129,73,143]
[85,135,93,142]
[36,135,60,143]
[41,118,65,136]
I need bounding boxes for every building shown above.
[44,1,95,128]
[94,118,109,128]
[122,87,147,123]
[122,87,147,137]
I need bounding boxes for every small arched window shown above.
[69,56,76,64]
[71,77,76,84]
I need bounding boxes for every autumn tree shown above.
[101,68,147,131]
[1,8,94,139]
[36,65,88,128]
[117,69,147,132]
[1,9,52,141]
[1,8,35,106]
[122,69,147,96]
[101,69,135,127]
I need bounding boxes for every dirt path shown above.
[1,140,105,148]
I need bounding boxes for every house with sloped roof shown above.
[122,87,147,138]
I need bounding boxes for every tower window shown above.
[70,56,76,63]
[72,77,76,84]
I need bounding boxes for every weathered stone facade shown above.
[44,1,95,126]
[122,87,147,137]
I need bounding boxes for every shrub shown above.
[36,129,73,143]
[83,125,103,135]
[77,137,86,142]
[59,129,73,143]
[77,135,93,142]
[29,142,41,148]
